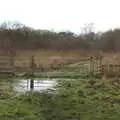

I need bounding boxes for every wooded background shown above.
[0,22,119,54]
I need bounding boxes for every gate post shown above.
[9,55,14,73]
[99,55,103,78]
[90,56,94,78]
[30,55,35,90]
[30,55,36,75]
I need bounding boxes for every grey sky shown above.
[0,0,120,33]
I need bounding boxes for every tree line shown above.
[0,21,120,53]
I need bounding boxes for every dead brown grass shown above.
[14,49,90,57]
[1,50,120,74]
[102,52,120,65]
[8,50,90,67]
[101,52,120,78]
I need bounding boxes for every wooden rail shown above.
[0,55,101,74]
[0,55,119,78]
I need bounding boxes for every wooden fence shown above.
[0,55,119,77]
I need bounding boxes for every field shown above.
[1,77,120,120]
[0,50,120,119]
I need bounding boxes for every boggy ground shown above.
[0,77,120,120]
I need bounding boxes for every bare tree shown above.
[80,23,95,35]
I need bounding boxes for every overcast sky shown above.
[0,0,120,33]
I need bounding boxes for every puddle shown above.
[0,78,57,93]
[14,78,56,92]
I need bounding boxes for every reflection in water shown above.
[30,79,34,90]
[13,78,56,92]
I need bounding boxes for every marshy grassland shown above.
[0,51,120,120]
[1,77,120,120]
[1,18,120,120]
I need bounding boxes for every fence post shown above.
[30,55,35,90]
[10,55,14,73]
[90,56,94,78]
[99,55,103,78]
[30,55,36,74]
[101,65,104,77]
